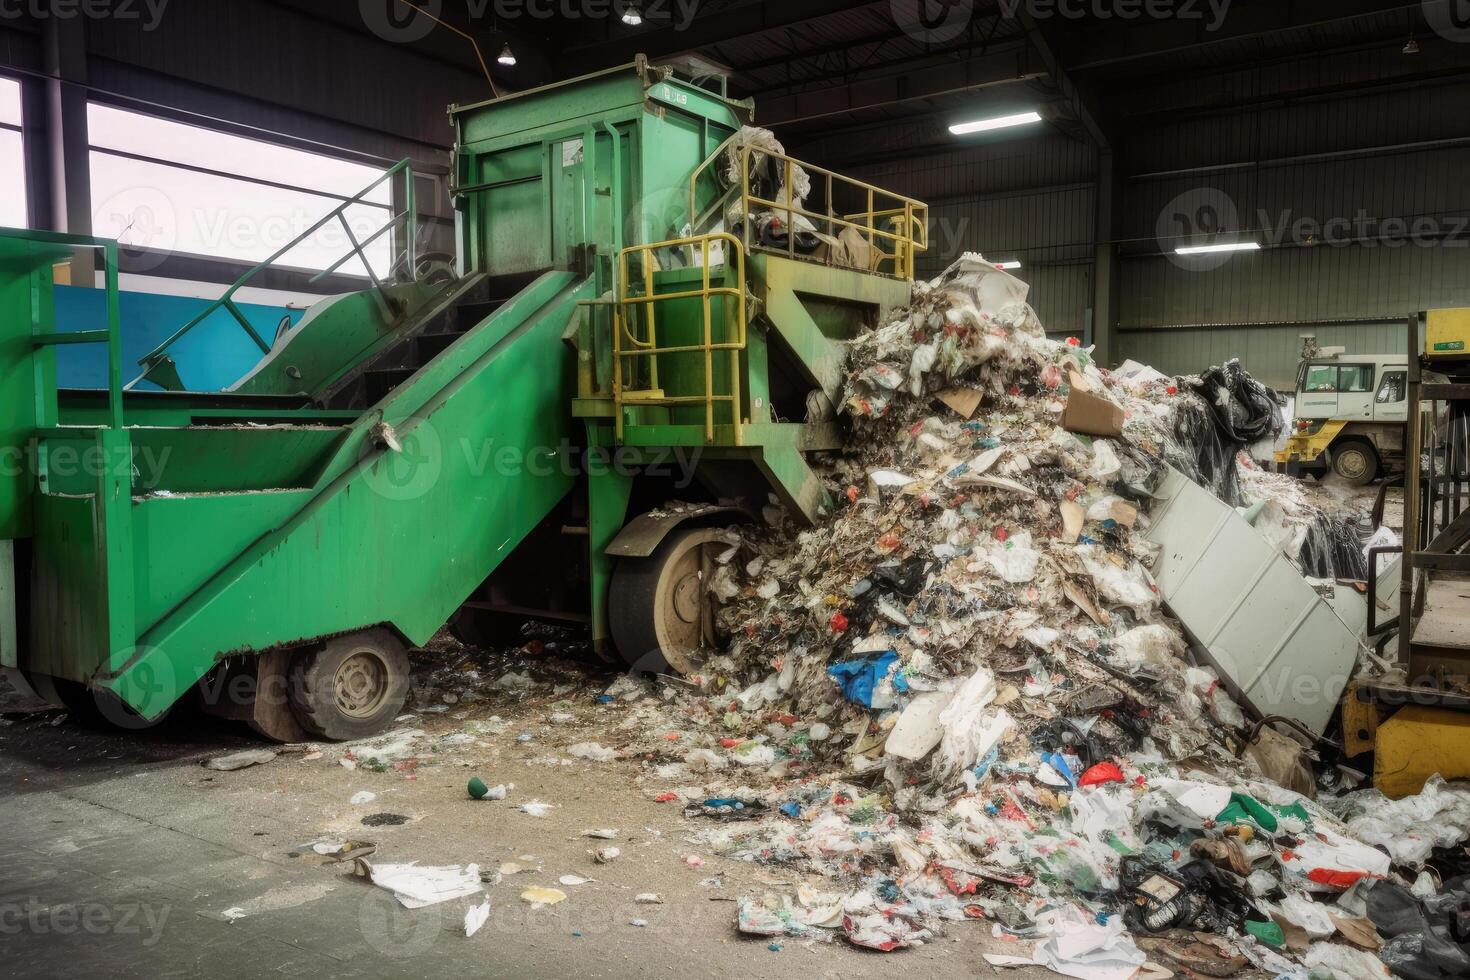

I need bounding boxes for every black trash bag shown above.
[1186,360,1285,445]
[1116,857,1268,935]
[1297,512,1371,580]
[1366,878,1470,980]
[1173,361,1285,507]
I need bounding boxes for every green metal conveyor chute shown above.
[100,271,592,719]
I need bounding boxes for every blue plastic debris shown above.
[1041,751,1078,787]
[596,695,616,704]
[704,798,746,812]
[767,942,782,952]
[972,746,1000,779]
[778,802,802,819]
[826,650,906,706]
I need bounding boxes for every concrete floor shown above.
[0,662,1064,980]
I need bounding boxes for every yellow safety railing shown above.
[737,145,929,279]
[615,232,748,446]
[687,143,930,280]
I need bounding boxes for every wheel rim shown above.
[334,650,391,719]
[1337,448,1369,481]
[644,529,735,675]
[656,540,713,674]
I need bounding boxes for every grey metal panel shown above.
[1118,320,1408,391]
[1145,466,1363,735]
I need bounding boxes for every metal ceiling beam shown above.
[1066,0,1422,74]
[757,45,1044,127]
[1011,11,1109,149]
[562,0,883,65]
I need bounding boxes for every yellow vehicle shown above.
[1275,351,1410,485]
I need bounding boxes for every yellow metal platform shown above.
[1373,704,1470,798]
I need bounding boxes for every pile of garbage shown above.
[625,255,1460,975]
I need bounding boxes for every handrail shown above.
[686,140,930,279]
[615,233,747,446]
[128,159,422,390]
[4,228,126,429]
[741,144,929,279]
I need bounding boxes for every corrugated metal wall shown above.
[1113,79,1470,385]
[839,132,1098,334]
[839,76,1470,386]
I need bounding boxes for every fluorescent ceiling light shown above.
[621,1,643,25]
[949,111,1042,136]
[995,260,1022,270]
[1175,241,1260,255]
[497,43,517,67]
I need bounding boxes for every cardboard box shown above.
[1061,388,1124,438]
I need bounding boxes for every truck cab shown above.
[1277,353,1409,484]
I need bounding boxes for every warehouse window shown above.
[87,104,391,277]
[0,77,26,228]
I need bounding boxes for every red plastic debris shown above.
[654,792,679,803]
[1066,336,1081,346]
[1166,384,1179,395]
[994,527,1009,542]
[847,485,860,503]
[829,611,850,633]
[1078,762,1126,787]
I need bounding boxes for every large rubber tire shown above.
[609,528,729,676]
[288,628,411,741]
[1331,439,1379,487]
[53,680,171,732]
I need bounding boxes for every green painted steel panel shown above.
[0,540,14,669]
[105,274,593,718]
[0,239,66,538]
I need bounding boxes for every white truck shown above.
[1275,351,1410,485]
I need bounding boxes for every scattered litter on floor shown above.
[519,800,554,817]
[350,791,376,805]
[288,838,376,865]
[520,886,567,908]
[361,812,411,827]
[464,899,490,938]
[467,777,507,800]
[363,860,483,909]
[203,748,278,771]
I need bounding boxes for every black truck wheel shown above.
[288,628,410,741]
[608,527,728,676]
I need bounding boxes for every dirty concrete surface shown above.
[0,644,1077,980]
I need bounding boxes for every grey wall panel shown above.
[1118,319,1408,391]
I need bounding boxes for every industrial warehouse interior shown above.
[3,1,1470,977]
